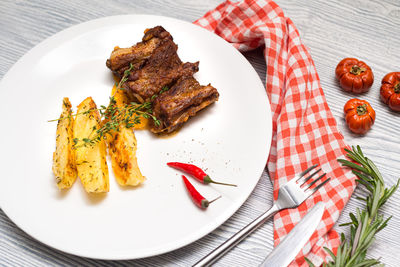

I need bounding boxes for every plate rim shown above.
[0,14,273,260]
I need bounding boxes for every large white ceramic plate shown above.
[0,15,272,260]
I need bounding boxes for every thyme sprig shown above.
[151,85,170,101]
[114,62,135,93]
[50,62,161,148]
[72,97,159,148]
[306,145,399,267]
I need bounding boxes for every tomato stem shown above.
[350,65,366,75]
[394,83,400,94]
[356,104,368,116]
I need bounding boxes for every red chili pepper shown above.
[182,175,220,209]
[167,162,237,187]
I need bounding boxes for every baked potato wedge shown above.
[108,126,146,186]
[52,97,77,189]
[107,85,146,186]
[112,83,129,106]
[73,97,109,193]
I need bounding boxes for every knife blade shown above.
[260,201,325,267]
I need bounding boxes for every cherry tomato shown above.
[336,58,374,93]
[380,72,400,112]
[343,99,375,134]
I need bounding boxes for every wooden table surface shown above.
[1,0,399,266]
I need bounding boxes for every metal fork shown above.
[193,164,330,267]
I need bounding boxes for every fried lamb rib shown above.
[106,26,172,77]
[125,38,199,102]
[150,76,219,133]
[106,26,219,133]
[106,26,199,102]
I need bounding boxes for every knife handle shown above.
[193,204,280,267]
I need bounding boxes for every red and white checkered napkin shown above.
[194,0,357,266]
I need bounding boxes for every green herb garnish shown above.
[306,145,399,267]
[49,63,161,147]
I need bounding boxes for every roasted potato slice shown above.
[108,126,146,186]
[108,86,146,186]
[111,83,129,106]
[112,84,148,129]
[73,97,109,193]
[52,97,77,189]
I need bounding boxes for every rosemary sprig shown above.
[306,145,399,267]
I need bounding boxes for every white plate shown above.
[0,15,272,260]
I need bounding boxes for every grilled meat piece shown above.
[106,26,199,103]
[106,26,172,77]
[106,26,219,133]
[125,39,199,102]
[150,76,219,133]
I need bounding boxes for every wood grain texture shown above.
[0,0,399,266]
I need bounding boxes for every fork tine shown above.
[305,173,327,191]
[296,164,318,181]
[299,168,322,186]
[306,177,331,198]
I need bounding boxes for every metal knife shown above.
[260,201,325,267]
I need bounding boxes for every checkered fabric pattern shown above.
[194,1,357,266]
